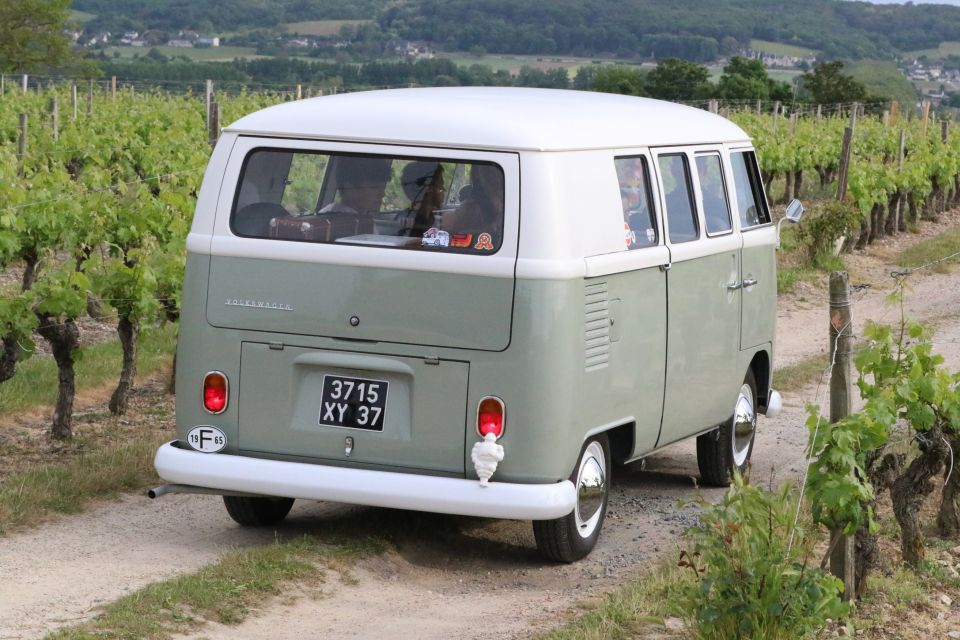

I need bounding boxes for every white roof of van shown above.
[224,87,751,152]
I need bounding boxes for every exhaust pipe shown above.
[147,484,174,499]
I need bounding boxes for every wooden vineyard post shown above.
[71,83,78,120]
[87,79,94,117]
[922,100,931,138]
[836,126,854,202]
[829,271,856,601]
[205,79,213,130]
[17,113,27,166]
[296,84,303,100]
[21,74,28,93]
[111,75,117,100]
[816,104,822,120]
[890,100,899,126]
[50,96,58,143]
[756,99,762,114]
[208,101,221,148]
[1,74,5,97]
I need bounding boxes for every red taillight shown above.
[477,396,505,439]
[203,371,228,414]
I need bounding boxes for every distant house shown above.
[197,37,220,47]
[168,39,193,48]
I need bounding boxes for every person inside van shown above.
[320,156,392,216]
[398,160,446,236]
[443,163,504,247]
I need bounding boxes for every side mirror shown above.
[776,199,804,250]
[784,199,804,223]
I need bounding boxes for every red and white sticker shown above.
[474,232,494,251]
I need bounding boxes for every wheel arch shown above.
[749,349,771,413]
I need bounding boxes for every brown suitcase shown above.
[268,213,373,242]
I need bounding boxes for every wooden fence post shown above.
[205,79,213,130]
[17,113,27,165]
[829,271,856,601]
[1,74,5,97]
[50,96,58,143]
[890,100,899,126]
[922,100,931,138]
[87,79,94,117]
[71,83,78,120]
[111,75,117,100]
[208,101,221,148]
[836,126,854,202]
[21,74,28,93]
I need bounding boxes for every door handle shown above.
[727,280,742,290]
[659,262,672,272]
[742,277,758,288]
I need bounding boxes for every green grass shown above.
[749,39,818,58]
[843,59,918,106]
[103,45,264,62]
[537,561,691,639]
[0,434,166,535]
[905,40,960,60]
[69,10,96,25]
[282,19,371,36]
[772,353,828,393]
[47,534,387,639]
[0,323,177,415]
[898,226,960,273]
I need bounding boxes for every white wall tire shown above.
[533,434,610,563]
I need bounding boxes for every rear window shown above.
[231,150,505,255]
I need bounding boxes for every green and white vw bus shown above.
[152,87,790,562]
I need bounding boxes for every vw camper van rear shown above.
[153,87,788,562]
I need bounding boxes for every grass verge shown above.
[898,226,960,273]
[47,533,388,640]
[0,431,167,535]
[773,353,828,393]
[538,561,691,640]
[0,323,177,415]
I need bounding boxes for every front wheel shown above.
[533,434,610,563]
[223,496,295,526]
[697,369,758,487]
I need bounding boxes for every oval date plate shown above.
[186,425,227,453]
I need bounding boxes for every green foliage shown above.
[645,57,711,101]
[678,475,848,639]
[0,0,73,72]
[799,61,870,104]
[796,201,861,262]
[805,316,960,536]
[591,66,645,97]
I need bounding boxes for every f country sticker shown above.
[186,425,227,453]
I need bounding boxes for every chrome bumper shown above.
[153,441,576,521]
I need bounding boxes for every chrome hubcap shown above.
[574,441,606,539]
[732,383,756,467]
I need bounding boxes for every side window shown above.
[615,156,658,249]
[657,154,698,244]
[695,154,732,235]
[730,150,771,229]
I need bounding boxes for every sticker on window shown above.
[421,227,450,247]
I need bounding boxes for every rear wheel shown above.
[697,369,757,487]
[223,496,295,526]
[533,434,610,563]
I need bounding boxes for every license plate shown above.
[318,375,389,431]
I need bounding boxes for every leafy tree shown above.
[799,61,868,104]
[645,58,712,101]
[717,56,793,101]
[591,66,646,96]
[0,0,72,72]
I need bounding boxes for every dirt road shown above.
[3,234,960,639]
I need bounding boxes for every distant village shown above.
[69,27,958,101]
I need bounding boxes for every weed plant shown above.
[677,474,848,640]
